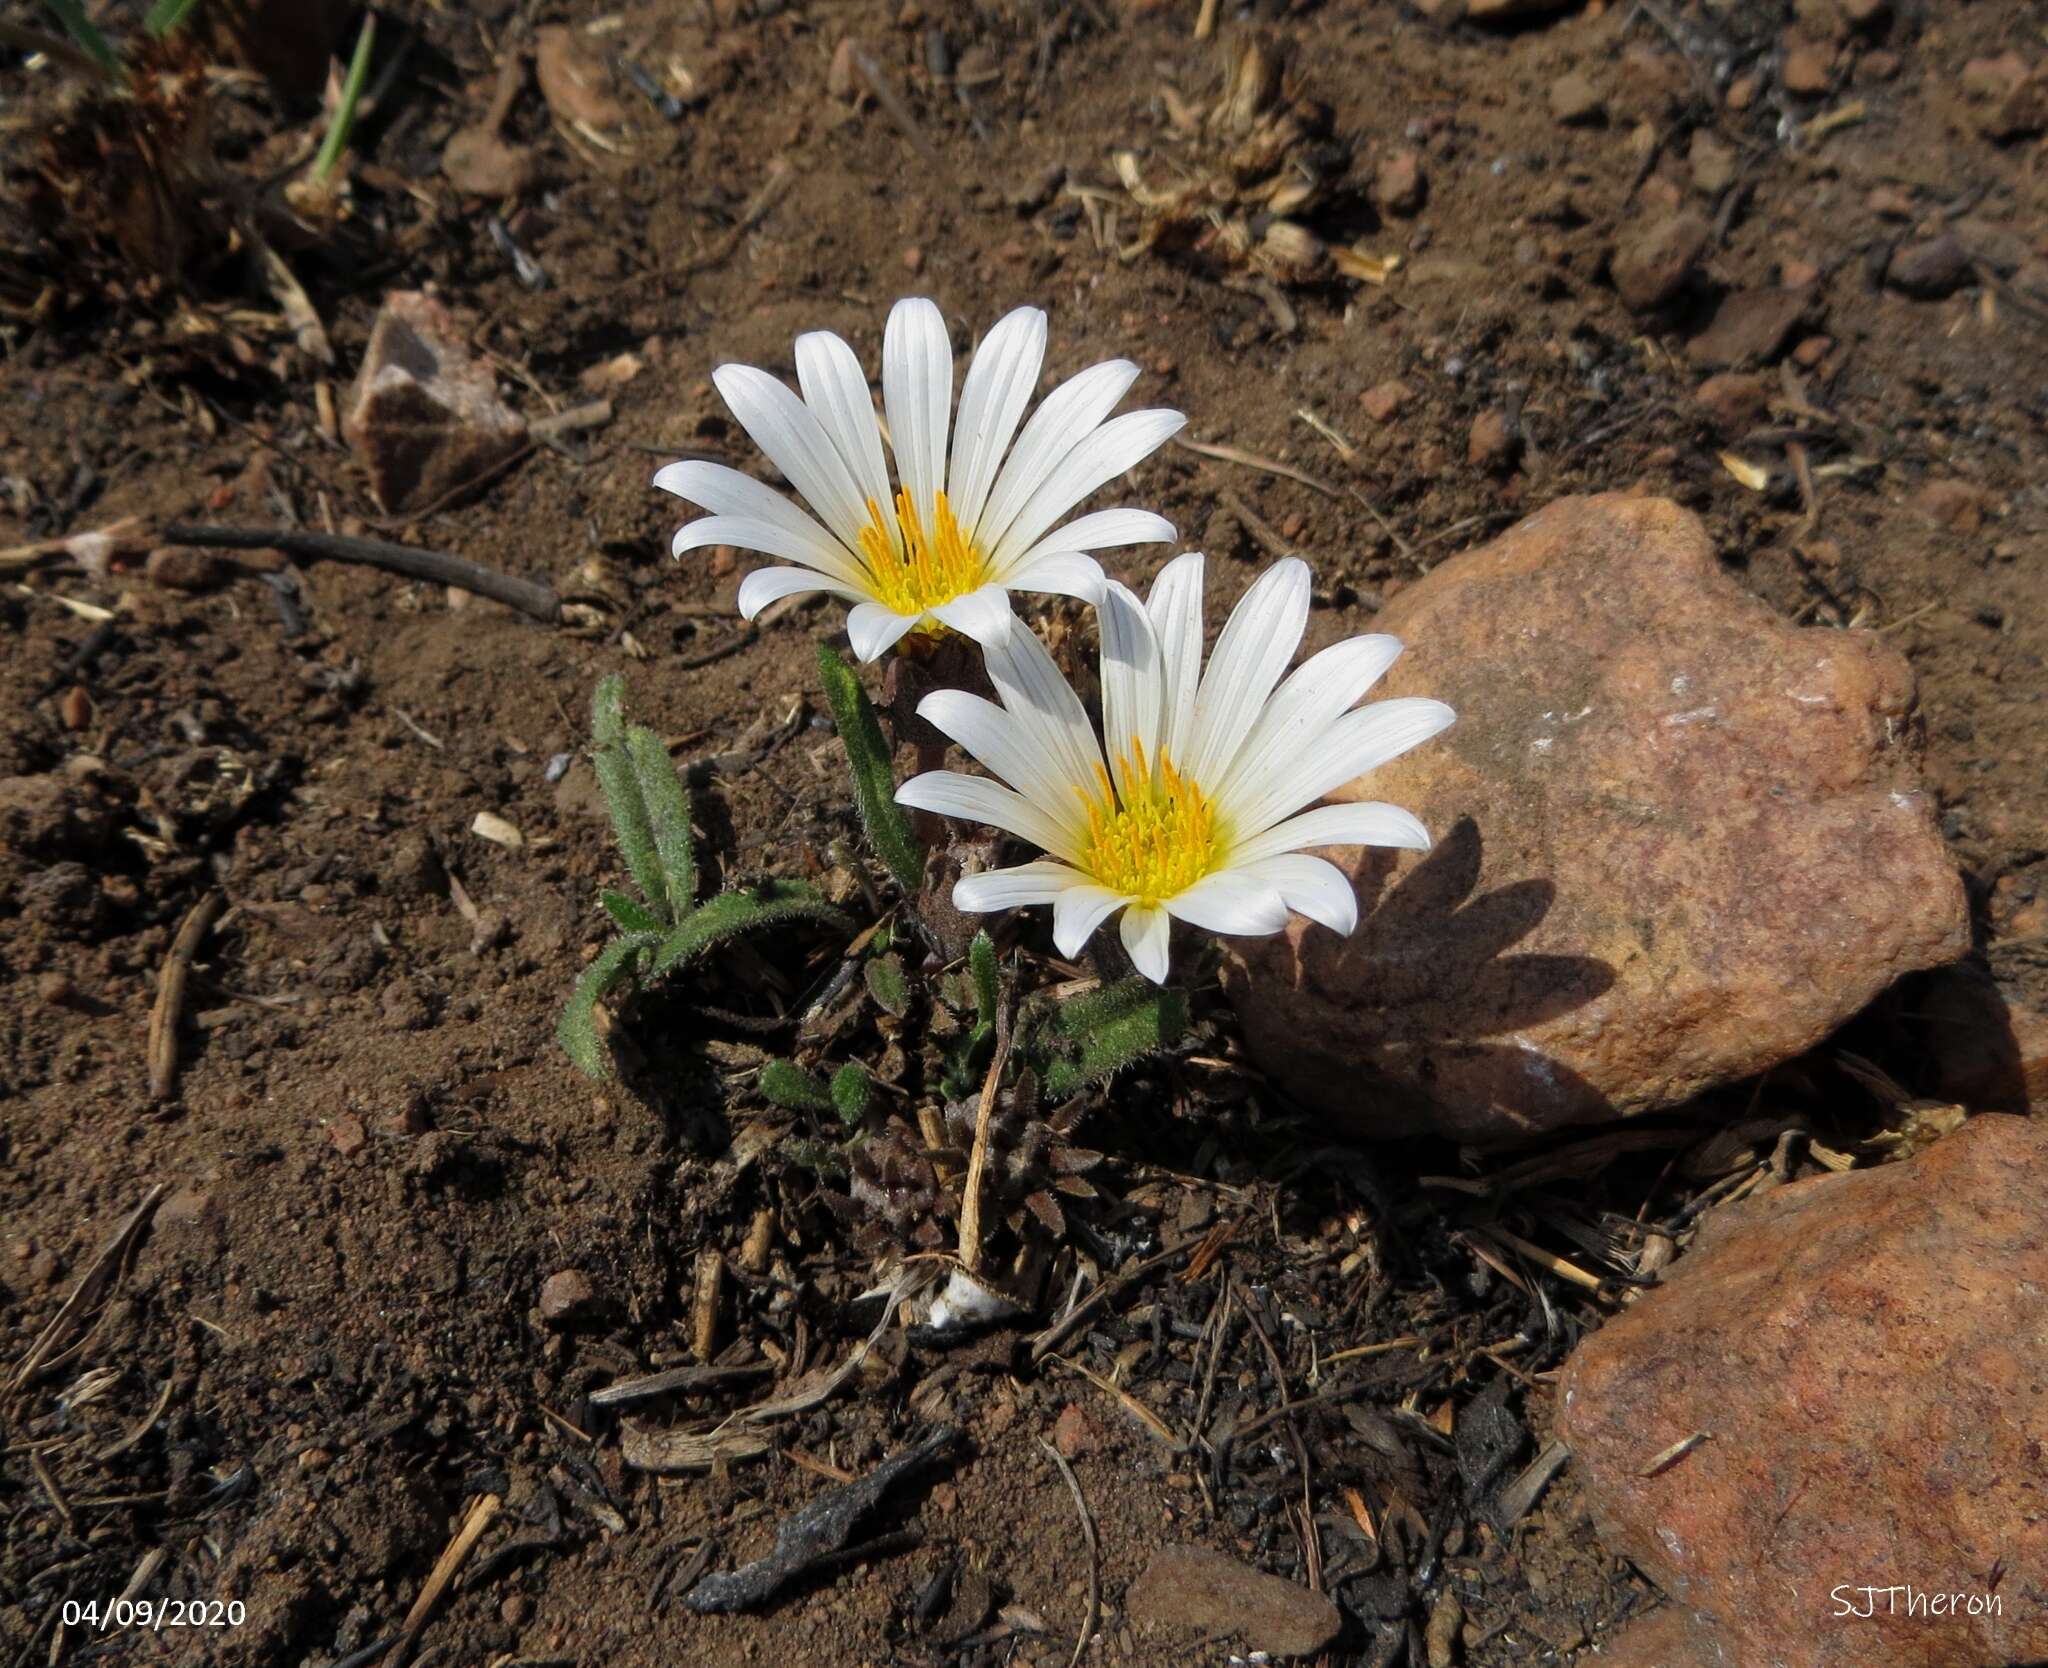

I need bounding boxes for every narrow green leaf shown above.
[600,890,662,934]
[592,674,627,749]
[816,643,923,894]
[1042,980,1188,1100]
[40,0,123,77]
[144,0,204,36]
[556,934,657,1079]
[829,1062,873,1127]
[759,1059,831,1113]
[312,10,376,183]
[626,725,695,916]
[649,882,851,978]
[968,930,999,1034]
[862,953,910,1017]
[594,743,667,925]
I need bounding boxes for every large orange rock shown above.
[1222,494,1967,1143]
[1555,1114,2048,1668]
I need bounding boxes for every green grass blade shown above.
[144,0,204,36]
[816,643,923,894]
[626,726,695,917]
[40,0,123,77]
[312,10,376,183]
[556,934,656,1079]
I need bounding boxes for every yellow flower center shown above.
[858,488,987,625]
[1081,738,1221,906]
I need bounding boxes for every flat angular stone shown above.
[344,291,527,514]
[1124,1545,1341,1659]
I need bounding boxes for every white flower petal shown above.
[953,859,1091,912]
[1052,884,1129,959]
[916,689,1090,835]
[794,330,895,538]
[986,408,1186,570]
[976,359,1141,552]
[1230,698,1458,834]
[929,584,1015,645]
[947,307,1047,533]
[1234,853,1358,935]
[1145,551,1205,765]
[996,508,1175,577]
[1097,581,1163,798]
[712,365,875,550]
[982,618,1108,811]
[736,566,863,618]
[844,601,922,663]
[1162,871,1291,938]
[672,514,867,588]
[1185,557,1313,787]
[995,551,1106,603]
[882,296,953,530]
[896,769,1085,864]
[1231,801,1434,864]
[1119,903,1172,984]
[1214,633,1406,825]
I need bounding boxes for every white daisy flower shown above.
[653,297,1186,660]
[895,553,1456,983]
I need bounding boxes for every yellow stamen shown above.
[857,488,987,626]
[1080,737,1221,905]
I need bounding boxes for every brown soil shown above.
[3,1,2043,1665]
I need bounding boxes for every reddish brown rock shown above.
[1556,1115,2048,1668]
[1359,379,1413,423]
[1222,495,1967,1143]
[1125,1546,1341,1659]
[1467,408,1520,472]
[344,292,527,514]
[538,1268,596,1322]
[1548,70,1604,124]
[1781,38,1835,94]
[1595,1604,1727,1668]
[1886,233,1972,299]
[1694,371,1770,433]
[1961,52,2046,140]
[1914,478,1986,533]
[1686,286,1815,368]
[1373,150,1427,216]
[1611,211,1710,311]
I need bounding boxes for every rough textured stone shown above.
[1694,371,1770,433]
[345,292,527,514]
[1887,233,1973,299]
[1124,1546,1341,1659]
[1686,286,1816,368]
[1595,1605,1728,1668]
[1611,211,1710,311]
[538,1269,596,1322]
[1223,495,1967,1143]
[1548,70,1604,124]
[1556,1115,2048,1668]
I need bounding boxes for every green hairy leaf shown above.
[648,883,851,979]
[594,743,666,921]
[862,953,910,1017]
[1042,979,1188,1100]
[626,726,695,918]
[558,934,658,1080]
[600,890,663,934]
[591,674,628,748]
[816,643,923,894]
[829,1062,873,1127]
[759,1059,831,1113]
[968,930,999,1038]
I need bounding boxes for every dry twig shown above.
[149,891,224,1101]
[1038,1439,1099,1668]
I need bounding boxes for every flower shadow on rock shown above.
[1235,816,1619,1139]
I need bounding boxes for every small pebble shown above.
[540,1268,597,1322]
